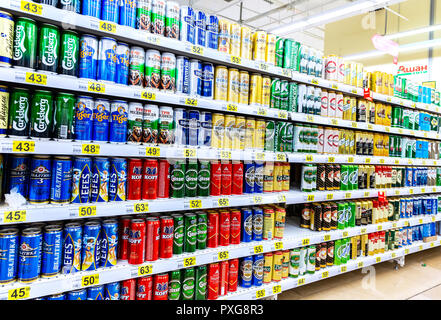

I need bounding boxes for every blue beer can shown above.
[109,157,127,201]
[29,156,52,204]
[413,198,419,216]
[426,198,433,215]
[180,6,195,44]
[173,108,188,146]
[115,42,130,85]
[241,208,253,242]
[198,111,212,147]
[399,199,406,219]
[188,109,200,146]
[254,162,264,194]
[75,96,94,141]
[92,99,110,142]
[50,156,72,204]
[82,0,101,18]
[432,198,437,216]
[18,227,42,283]
[105,281,120,300]
[41,224,63,278]
[79,35,98,80]
[8,155,30,198]
[71,157,92,203]
[119,0,137,28]
[46,293,66,300]
[97,37,117,82]
[195,11,207,47]
[202,63,214,99]
[100,219,118,267]
[252,254,264,286]
[91,157,110,203]
[81,221,101,271]
[0,228,19,284]
[176,55,190,95]
[239,256,253,288]
[109,100,128,143]
[62,222,82,274]
[101,0,119,23]
[405,199,412,218]
[87,285,105,300]
[189,59,202,96]
[405,168,412,187]
[206,15,219,50]
[60,0,79,12]
[252,207,263,241]
[412,167,418,186]
[244,161,255,194]
[67,289,87,300]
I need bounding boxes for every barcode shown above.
[60,125,68,139]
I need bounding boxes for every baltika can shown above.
[75,96,94,141]
[249,73,262,106]
[97,37,117,82]
[151,0,166,35]
[119,0,137,28]
[180,6,195,44]
[127,102,144,143]
[110,100,128,143]
[161,52,176,91]
[153,273,169,300]
[9,154,30,198]
[50,156,72,204]
[68,288,87,300]
[143,104,159,143]
[0,228,19,284]
[129,218,146,264]
[18,227,42,283]
[145,49,161,88]
[241,208,253,242]
[105,282,120,300]
[176,55,190,94]
[92,99,110,142]
[230,210,241,243]
[136,276,153,300]
[202,63,214,98]
[29,156,52,204]
[79,34,98,80]
[90,157,110,203]
[137,0,152,31]
[62,222,82,274]
[120,278,136,300]
[165,1,180,39]
[0,11,14,67]
[145,216,160,261]
[71,156,92,204]
[143,159,158,200]
[82,0,101,18]
[100,219,118,267]
[198,111,212,147]
[206,15,219,49]
[115,42,130,85]
[239,256,253,288]
[81,221,101,271]
[102,0,119,23]
[214,66,228,101]
[41,224,63,278]
[47,293,66,300]
[13,17,38,70]
[253,254,264,286]
[127,158,143,200]
[87,285,104,300]
[129,46,145,87]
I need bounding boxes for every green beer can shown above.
[348,202,356,227]
[264,120,275,152]
[288,82,299,112]
[38,23,60,73]
[337,203,346,230]
[282,39,293,69]
[182,267,195,300]
[334,239,341,266]
[171,214,184,254]
[59,30,79,76]
[170,159,186,198]
[184,213,197,253]
[53,92,75,140]
[127,102,143,143]
[270,78,281,109]
[12,17,37,69]
[279,80,289,110]
[196,211,207,250]
[8,88,30,137]
[195,265,207,300]
[198,160,210,197]
[30,90,53,138]
[340,165,349,190]
[275,36,284,67]
[185,159,198,197]
[168,270,182,300]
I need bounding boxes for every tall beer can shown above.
[227,68,240,103]
[218,19,231,53]
[229,22,241,56]
[239,71,250,105]
[214,66,228,101]
[240,26,252,60]
[252,31,267,62]
[265,33,277,65]
[249,73,262,106]
[261,77,271,108]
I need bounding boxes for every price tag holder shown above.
[256,289,266,299]
[218,251,229,261]
[138,264,153,276]
[78,205,97,217]
[8,287,31,300]
[217,198,229,207]
[326,194,333,200]
[364,191,370,197]
[376,257,381,263]
[189,200,202,209]
[253,196,263,204]
[328,156,335,163]
[365,158,371,164]
[272,285,282,295]
[307,194,315,202]
[219,150,232,159]
[351,122,358,128]
[358,262,364,268]
[342,231,348,237]
[4,210,26,223]
[254,245,263,254]
[87,81,106,93]
[146,147,160,157]
[306,115,315,122]
[134,202,149,213]
[324,234,331,241]
[183,148,197,158]
[377,225,383,231]
[183,256,197,267]
[311,79,319,85]
[392,253,397,258]
[360,228,367,234]
[21,1,43,15]
[276,153,287,161]
[82,144,100,155]
[257,107,267,116]
[345,193,351,199]
[297,278,305,285]
[278,111,288,119]
[331,119,339,126]
[306,155,314,162]
[347,157,354,163]
[82,274,99,287]
[277,194,286,203]
[99,21,117,33]
[141,91,156,101]
[341,266,347,273]
[12,141,35,153]
[185,98,198,107]
[255,153,265,161]
[25,72,47,85]
[322,271,329,279]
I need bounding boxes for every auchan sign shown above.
[397,64,428,76]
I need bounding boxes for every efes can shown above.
[249,73,262,106]
[62,222,82,274]
[50,156,73,204]
[100,219,118,267]
[104,282,120,300]
[29,156,52,204]
[81,221,101,271]
[68,288,87,300]
[90,157,110,203]
[239,71,250,105]
[71,157,92,203]
[0,11,14,67]
[214,66,228,101]
[109,157,127,201]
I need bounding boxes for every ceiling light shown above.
[384,24,441,40]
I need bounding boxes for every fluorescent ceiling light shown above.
[384,24,441,40]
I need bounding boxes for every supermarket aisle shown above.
[279,246,441,300]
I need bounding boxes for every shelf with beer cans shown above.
[1,0,292,81]
[220,239,441,300]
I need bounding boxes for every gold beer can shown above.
[263,207,275,240]
[344,61,352,85]
[389,74,395,96]
[383,72,389,94]
[350,97,357,121]
[282,163,290,191]
[343,96,351,120]
[272,251,283,282]
[218,19,231,53]
[211,113,225,149]
[356,63,364,88]
[263,162,274,192]
[249,73,262,106]
[239,71,250,105]
[350,62,358,87]
[234,116,246,150]
[383,134,389,157]
[265,33,277,65]
[272,162,283,193]
[227,68,240,104]
[274,206,286,238]
[240,26,252,60]
[282,250,290,279]
[263,252,274,283]
[214,66,228,101]
[252,30,267,62]
[244,117,256,148]
[261,76,271,108]
[223,114,236,150]
[229,22,241,56]
[255,119,266,150]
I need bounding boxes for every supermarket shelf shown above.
[0,193,287,225]
[1,0,291,80]
[291,112,441,141]
[285,186,441,205]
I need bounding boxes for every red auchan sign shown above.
[397,64,428,76]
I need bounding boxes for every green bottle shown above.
[181,267,195,300]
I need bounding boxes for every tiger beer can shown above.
[214,66,228,101]
[239,71,250,105]
[249,73,262,106]
[261,76,271,108]
[227,68,240,104]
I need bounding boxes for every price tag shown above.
[183,148,197,158]
[360,228,367,234]
[392,223,397,228]
[422,160,427,165]
[365,158,371,164]
[226,104,238,112]
[82,274,99,287]
[12,141,35,153]
[146,147,160,157]
[306,115,315,122]
[25,72,47,85]
[183,256,196,267]
[307,195,315,202]
[21,1,43,15]
[342,231,348,237]
[218,251,229,261]
[231,56,241,64]
[274,242,283,250]
[220,150,231,159]
[352,122,358,128]
[358,262,364,268]
[348,157,354,163]
[277,194,286,202]
[306,155,314,162]
[328,156,335,163]
[394,160,400,164]
[185,98,198,107]
[257,107,267,116]
[138,264,153,276]
[82,144,100,155]
[99,21,117,33]
[404,221,409,226]
[408,160,413,165]
[278,111,288,119]
[385,127,390,132]
[324,234,331,241]
[134,202,149,213]
[432,216,436,222]
[276,153,286,161]
[87,81,106,93]
[8,287,30,300]
[322,271,329,279]
[331,84,339,90]
[398,129,403,134]
[392,253,397,258]
[419,245,423,251]
[255,153,265,161]
[189,200,202,209]
[253,196,263,204]
[4,210,26,223]
[326,194,333,200]
[282,69,291,77]
[430,242,435,248]
[141,91,156,101]
[419,218,423,224]
[345,193,351,199]
[78,205,97,217]
[433,187,437,193]
[364,191,370,197]
[421,188,426,193]
[341,266,347,272]
[409,189,414,195]
[297,278,305,285]
[302,238,310,246]
[379,159,385,164]
[311,79,319,85]
[376,257,381,263]
[395,190,400,195]
[254,245,263,254]
[331,119,339,126]
[351,89,358,94]
[377,225,383,231]
[217,198,229,207]
[259,63,268,71]
[256,289,266,299]
[424,132,428,138]
[272,285,282,295]
[191,45,204,55]
[405,249,409,254]
[367,124,373,130]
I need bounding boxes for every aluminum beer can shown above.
[129,46,145,87]
[151,0,166,35]
[211,113,224,149]
[202,63,214,98]
[62,222,82,274]
[244,161,255,194]
[250,73,262,106]
[224,114,235,150]
[127,102,144,143]
[195,10,207,46]
[82,0,101,18]
[198,111,212,147]
[142,104,159,143]
[227,68,240,104]
[180,6,195,44]
[81,221,101,271]
[41,224,63,278]
[240,256,253,287]
[92,99,110,142]
[165,1,180,39]
[176,56,190,94]
[119,0,137,28]
[71,157,92,203]
[206,15,219,50]
[241,208,253,242]
[145,49,161,88]
[0,228,19,284]
[252,254,264,286]
[252,207,264,241]
[239,71,250,105]
[102,0,119,23]
[101,219,118,267]
[105,282,120,300]
[161,52,176,91]
[218,19,230,53]
[8,88,30,137]
[158,106,174,144]
[18,227,42,283]
[90,157,110,202]
[29,156,52,204]
[68,289,87,300]
[188,110,200,146]
[214,66,228,101]
[59,30,79,77]
[240,26,252,60]
[38,23,60,73]
[50,156,72,204]
[230,22,241,57]
[79,34,98,80]
[137,0,152,31]
[110,100,128,143]
[252,31,267,62]
[75,96,94,141]
[0,11,14,67]
[97,37,117,82]
[115,42,130,85]
[189,59,203,96]
[173,108,188,146]
[87,285,105,300]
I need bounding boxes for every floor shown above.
[279,246,441,300]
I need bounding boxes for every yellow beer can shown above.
[356,63,364,88]
[234,116,245,150]
[218,19,231,53]
[350,97,357,121]
[214,66,228,101]
[223,114,236,150]
[240,26,252,60]
[211,113,225,149]
[343,96,351,120]
[265,33,277,65]
[272,162,282,193]
[254,119,266,150]
[350,62,358,87]
[229,22,241,56]
[227,68,240,104]
[249,73,262,106]
[244,117,255,148]
[384,104,392,127]
[263,207,274,240]
[274,206,286,238]
[383,134,389,157]
[263,162,274,192]
[344,61,352,85]
[282,163,290,191]
[382,72,389,95]
[239,71,250,105]
[263,252,273,283]
[272,251,283,282]
[282,250,290,279]
[252,30,267,62]
[389,74,395,96]
[261,76,271,108]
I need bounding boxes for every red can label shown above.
[129,219,146,264]
[207,263,219,300]
[136,276,153,300]
[143,159,158,200]
[221,162,232,195]
[229,210,241,245]
[127,159,143,200]
[228,258,239,292]
[145,217,160,261]
[157,160,170,198]
[118,217,132,260]
[232,162,243,195]
[153,273,169,300]
[210,161,222,196]
[219,260,229,297]
[207,211,219,248]
[219,210,230,247]
[121,279,136,300]
[159,216,174,259]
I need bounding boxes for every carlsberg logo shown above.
[13,96,29,131]
[62,37,77,70]
[13,25,25,60]
[34,99,50,133]
[43,33,58,66]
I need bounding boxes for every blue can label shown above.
[195,11,207,47]
[100,220,118,267]
[50,158,72,204]
[46,293,65,300]
[252,254,264,286]
[81,223,101,271]
[75,97,94,141]
[254,163,264,194]
[87,285,105,300]
[202,63,214,98]
[29,157,52,204]
[206,15,219,49]
[9,156,29,198]
[188,110,200,146]
[102,0,119,23]
[241,209,253,242]
[0,229,19,284]
[119,0,137,28]
[18,229,42,283]
[105,282,120,300]
[115,43,130,85]
[92,99,110,142]
[67,289,87,300]
[91,158,110,203]
[180,7,195,44]
[71,157,92,203]
[97,38,117,82]
[198,112,212,147]
[110,101,128,143]
[41,227,63,277]
[62,224,82,274]
[109,158,127,201]
[252,208,263,241]
[240,257,253,288]
[244,163,255,194]
[79,35,98,80]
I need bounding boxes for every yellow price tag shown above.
[21,1,43,15]
[307,195,315,202]
[348,157,354,163]
[306,115,314,122]
[256,289,266,299]
[432,216,436,222]
[419,245,423,251]
[394,160,400,164]
[82,144,100,155]
[257,107,268,116]
[134,202,149,213]
[324,234,331,241]
[4,210,26,223]
[87,81,106,93]
[183,256,196,267]
[278,111,288,119]
[306,155,314,162]
[311,79,319,85]
[342,231,348,237]
[364,191,370,197]
[385,127,390,132]
[365,158,371,164]
[146,147,160,157]
[185,98,198,106]
[276,153,286,161]
[254,245,263,254]
[376,257,381,263]
[322,271,329,279]
[253,196,263,204]
[351,89,358,94]
[408,160,413,165]
[331,119,339,126]
[302,238,310,246]
[392,223,397,228]
[138,264,153,276]
[275,242,283,250]
[189,200,202,209]
[367,124,373,130]
[282,69,291,77]
[99,21,116,33]
[421,188,426,193]
[358,262,364,268]
[183,148,197,158]
[277,194,286,203]
[78,205,97,217]
[220,151,231,159]
[272,285,282,294]
[218,251,229,261]
[361,228,367,234]
[395,190,400,195]
[392,253,397,258]
[227,104,238,112]
[12,141,35,153]
[404,221,409,226]
[433,187,437,193]
[377,225,382,231]
[231,56,241,64]
[352,122,358,128]
[141,91,156,101]
[191,45,204,55]
[8,287,30,300]
[25,72,47,85]
[82,274,99,287]
[341,266,347,272]
[326,194,333,200]
[328,157,335,163]
[430,243,434,247]
[419,219,423,224]
[405,249,409,254]
[297,278,305,285]
[345,193,351,199]
[379,159,385,164]
[255,153,265,161]
[409,189,414,195]
[217,198,229,207]
[331,84,339,90]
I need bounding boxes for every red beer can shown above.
[207,211,219,248]
[210,160,221,196]
[219,260,229,296]
[120,279,136,300]
[231,161,243,195]
[136,276,153,300]
[159,216,174,259]
[219,210,230,246]
[207,263,220,300]
[157,159,170,198]
[143,159,158,200]
[128,219,146,264]
[118,216,132,260]
[127,158,143,200]
[145,217,160,261]
[221,161,232,195]
[153,273,169,300]
[229,209,241,245]
[228,258,239,292]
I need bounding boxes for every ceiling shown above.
[175,0,357,51]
